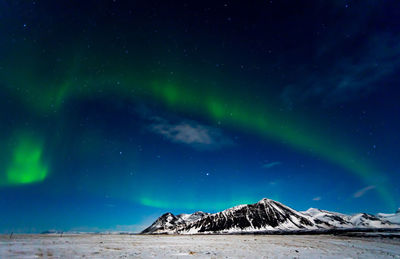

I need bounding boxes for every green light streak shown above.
[0,50,394,208]
[6,136,48,185]
[139,196,257,211]
[148,82,395,209]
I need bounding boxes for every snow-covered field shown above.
[1,234,400,258]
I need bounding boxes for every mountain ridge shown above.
[141,198,399,234]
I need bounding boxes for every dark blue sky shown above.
[0,0,400,233]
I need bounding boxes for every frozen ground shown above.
[1,234,400,258]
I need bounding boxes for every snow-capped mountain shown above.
[179,198,316,234]
[176,211,209,224]
[349,213,394,228]
[141,211,209,234]
[302,208,395,229]
[302,208,353,228]
[141,213,179,234]
[377,208,400,224]
[142,198,400,234]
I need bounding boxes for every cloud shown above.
[353,185,376,198]
[262,161,281,169]
[312,196,321,201]
[149,117,233,150]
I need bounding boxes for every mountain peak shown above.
[258,198,273,204]
[173,198,315,233]
[161,212,174,217]
[303,208,321,216]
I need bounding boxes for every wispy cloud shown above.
[312,196,321,201]
[353,185,376,198]
[262,161,281,169]
[149,117,233,150]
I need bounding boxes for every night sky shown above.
[1,0,400,233]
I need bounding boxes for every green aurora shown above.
[1,1,400,233]
[4,135,48,186]
[1,72,395,209]
[0,0,398,212]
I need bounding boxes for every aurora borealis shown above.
[1,1,400,233]
[5,134,47,185]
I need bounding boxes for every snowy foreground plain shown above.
[1,234,400,258]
